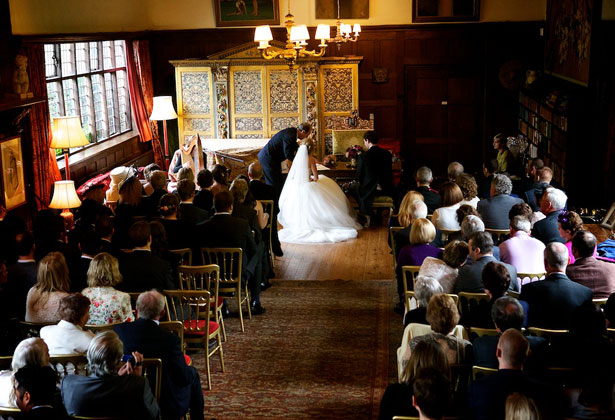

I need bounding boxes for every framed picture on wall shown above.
[0,136,26,211]
[412,0,480,22]
[214,0,280,27]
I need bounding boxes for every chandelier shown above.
[254,0,361,69]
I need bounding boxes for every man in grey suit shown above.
[477,174,524,230]
[454,231,519,295]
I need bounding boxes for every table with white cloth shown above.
[200,138,270,177]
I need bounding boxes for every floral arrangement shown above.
[322,155,337,169]
[345,144,363,160]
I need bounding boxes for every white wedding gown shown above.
[278,145,362,244]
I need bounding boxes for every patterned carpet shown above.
[192,279,397,420]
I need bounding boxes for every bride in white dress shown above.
[278,139,362,244]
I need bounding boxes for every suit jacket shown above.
[61,373,159,419]
[71,256,92,293]
[233,203,262,244]
[469,369,561,420]
[143,188,166,216]
[115,318,197,418]
[249,179,275,201]
[40,320,94,355]
[415,186,441,214]
[179,202,209,226]
[356,145,393,214]
[118,250,174,292]
[520,272,593,329]
[472,334,547,372]
[477,194,524,230]
[532,211,566,245]
[193,189,214,215]
[455,255,518,295]
[257,127,299,166]
[566,256,615,299]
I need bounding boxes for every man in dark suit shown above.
[9,231,38,289]
[520,242,593,329]
[177,179,209,226]
[73,230,101,292]
[477,160,497,199]
[115,291,205,420]
[142,170,168,217]
[118,221,174,292]
[567,231,615,298]
[477,174,524,230]
[455,232,518,295]
[194,169,214,216]
[196,191,265,314]
[14,365,61,419]
[469,329,561,420]
[96,215,120,257]
[414,166,441,214]
[257,122,311,199]
[354,131,393,216]
[532,187,567,245]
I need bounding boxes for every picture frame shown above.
[601,203,615,230]
[214,0,280,27]
[315,0,369,19]
[412,0,480,23]
[0,135,26,211]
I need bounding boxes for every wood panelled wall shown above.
[149,23,543,182]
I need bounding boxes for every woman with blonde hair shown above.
[0,338,50,407]
[25,252,71,322]
[505,392,541,420]
[82,253,133,325]
[397,191,425,228]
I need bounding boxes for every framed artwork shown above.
[412,0,480,22]
[601,203,615,230]
[315,0,369,19]
[544,0,594,86]
[214,0,280,27]
[0,136,26,211]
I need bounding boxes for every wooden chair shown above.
[201,247,251,332]
[593,298,608,308]
[85,322,123,335]
[485,228,510,244]
[18,320,56,338]
[472,365,498,381]
[141,358,163,401]
[260,199,275,269]
[372,196,395,226]
[406,291,459,307]
[440,229,460,244]
[49,354,88,378]
[457,292,490,323]
[0,406,21,417]
[469,327,499,339]
[507,290,520,299]
[160,321,186,355]
[163,289,224,390]
[177,264,226,342]
[169,248,193,266]
[525,327,569,345]
[517,272,546,285]
[401,265,421,311]
[389,226,404,269]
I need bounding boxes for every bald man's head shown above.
[496,329,529,369]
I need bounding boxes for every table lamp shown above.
[150,96,178,170]
[49,180,82,229]
[50,116,90,180]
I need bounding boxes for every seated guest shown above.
[158,193,193,250]
[211,164,229,197]
[557,210,583,264]
[96,215,119,257]
[13,365,59,418]
[143,170,167,217]
[141,163,161,196]
[82,253,133,325]
[455,232,518,295]
[498,216,545,276]
[431,182,464,231]
[115,291,205,420]
[6,232,37,321]
[477,174,524,230]
[176,166,195,184]
[457,173,480,208]
[393,199,428,257]
[404,276,443,327]
[194,168,214,215]
[520,242,592,329]
[508,202,544,227]
[493,133,515,173]
[465,262,511,327]
[150,221,182,282]
[477,160,497,199]
[472,297,546,371]
[118,221,174,293]
[61,331,159,419]
[0,338,50,408]
[248,162,282,257]
[418,240,469,294]
[177,179,209,226]
[40,293,94,355]
[113,175,148,249]
[448,205,479,242]
[394,190,425,229]
[567,231,615,298]
[532,187,567,245]
[524,166,553,211]
[469,329,561,420]
[415,167,441,214]
[518,158,544,197]
[460,215,500,262]
[379,340,450,420]
[447,162,464,183]
[231,178,265,243]
[9,231,37,288]
[396,219,443,305]
[505,393,541,420]
[412,368,451,420]
[26,252,71,322]
[73,230,101,292]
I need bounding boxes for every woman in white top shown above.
[40,293,95,355]
[0,338,50,407]
[25,252,71,322]
[431,182,464,230]
[456,173,480,208]
[419,240,469,293]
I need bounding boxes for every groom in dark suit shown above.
[354,131,393,216]
[257,122,312,199]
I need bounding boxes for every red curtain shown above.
[23,44,62,210]
[126,40,165,168]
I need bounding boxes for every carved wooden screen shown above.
[267,66,302,137]
[174,67,215,144]
[229,67,267,139]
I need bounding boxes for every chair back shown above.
[260,200,275,268]
[169,248,193,266]
[49,354,88,378]
[517,272,546,285]
[19,320,56,339]
[472,365,498,381]
[201,248,242,287]
[401,265,421,310]
[440,229,460,244]
[457,292,490,325]
[485,228,510,244]
[407,292,459,306]
[469,327,499,339]
[390,226,404,269]
[507,290,520,300]
[593,298,608,308]
[525,327,569,345]
[177,265,221,325]
[142,358,163,402]
[85,322,123,335]
[163,289,212,336]
[160,321,185,354]
[0,407,22,416]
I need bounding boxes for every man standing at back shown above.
[257,123,311,199]
[354,131,393,218]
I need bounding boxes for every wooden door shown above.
[403,66,482,177]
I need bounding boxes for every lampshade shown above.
[254,25,273,42]
[50,116,89,149]
[150,96,178,121]
[315,24,330,41]
[49,180,82,209]
[353,24,361,34]
[290,25,310,43]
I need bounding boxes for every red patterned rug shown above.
[192,279,394,419]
